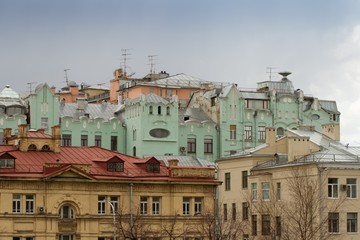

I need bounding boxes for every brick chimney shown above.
[17,124,28,138]
[52,125,61,153]
[265,127,276,146]
[3,128,12,144]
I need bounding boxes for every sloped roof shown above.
[319,100,340,114]
[125,93,169,106]
[179,107,215,124]
[151,155,216,167]
[59,102,118,120]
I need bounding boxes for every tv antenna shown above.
[64,69,71,85]
[27,82,37,94]
[121,48,132,75]
[148,55,158,74]
[266,67,277,81]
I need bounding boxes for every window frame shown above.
[347,212,358,233]
[152,197,161,215]
[328,212,339,233]
[328,178,339,198]
[98,196,106,215]
[225,173,231,191]
[262,182,270,201]
[187,138,196,153]
[347,178,357,199]
[25,194,35,214]
[140,196,148,215]
[183,197,190,215]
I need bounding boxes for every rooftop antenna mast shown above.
[148,55,158,74]
[64,69,71,86]
[27,82,37,94]
[266,67,277,81]
[121,48,132,76]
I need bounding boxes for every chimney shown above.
[265,127,276,145]
[52,125,61,153]
[18,124,28,138]
[38,129,45,134]
[322,123,340,141]
[168,159,179,167]
[3,128,12,144]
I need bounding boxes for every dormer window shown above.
[107,162,124,172]
[147,163,160,173]
[28,144,37,151]
[0,158,15,168]
[41,145,51,152]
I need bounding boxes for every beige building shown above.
[218,124,360,240]
[0,125,220,240]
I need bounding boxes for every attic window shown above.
[107,162,124,172]
[28,144,37,151]
[41,145,51,152]
[0,158,15,168]
[147,163,160,173]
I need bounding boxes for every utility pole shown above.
[121,49,131,76]
[266,67,277,81]
[27,82,37,94]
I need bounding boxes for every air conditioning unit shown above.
[38,206,46,214]
[340,184,347,191]
[179,146,186,152]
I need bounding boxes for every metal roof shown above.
[125,93,170,106]
[151,155,216,167]
[319,100,340,114]
[0,85,20,99]
[59,102,119,120]
[179,107,215,124]
[239,91,268,99]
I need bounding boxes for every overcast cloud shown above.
[1,0,360,144]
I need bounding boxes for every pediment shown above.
[44,165,94,180]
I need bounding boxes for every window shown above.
[183,197,190,215]
[140,197,148,215]
[258,126,266,142]
[328,212,339,233]
[149,106,153,114]
[25,195,35,213]
[59,235,74,240]
[133,146,136,156]
[107,162,124,172]
[157,106,161,115]
[95,135,102,147]
[242,202,249,220]
[245,126,252,141]
[261,214,271,235]
[243,234,249,240]
[187,138,196,153]
[166,89,172,97]
[223,204,228,221]
[146,163,160,173]
[41,145,50,151]
[347,212,358,233]
[276,216,281,236]
[276,182,281,201]
[204,139,213,153]
[62,134,72,146]
[211,97,216,106]
[41,117,48,131]
[110,196,119,214]
[194,197,203,214]
[166,106,170,115]
[98,196,106,214]
[252,215,257,235]
[262,182,270,200]
[28,144,37,151]
[251,183,257,200]
[230,125,236,140]
[0,158,15,168]
[132,129,137,141]
[81,135,88,146]
[276,127,284,137]
[59,205,75,219]
[225,173,231,191]
[328,178,339,198]
[242,171,248,188]
[232,203,236,220]
[111,136,117,151]
[347,178,357,198]
[152,197,160,215]
[13,194,21,213]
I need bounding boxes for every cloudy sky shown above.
[1,0,360,144]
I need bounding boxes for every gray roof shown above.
[59,102,119,120]
[151,73,229,88]
[319,100,340,114]
[179,107,215,124]
[125,93,169,106]
[0,85,20,99]
[152,155,216,167]
[239,91,268,100]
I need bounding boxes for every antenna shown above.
[27,82,37,94]
[64,69,71,86]
[148,55,158,74]
[266,67,277,81]
[121,48,132,75]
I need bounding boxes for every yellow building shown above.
[218,124,360,240]
[0,125,220,240]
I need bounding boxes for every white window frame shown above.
[194,197,203,214]
[347,178,357,199]
[110,196,119,214]
[25,194,35,213]
[12,194,21,213]
[328,178,339,198]
[140,196,148,215]
[98,196,106,215]
[183,197,190,215]
[251,183,257,201]
[152,197,160,215]
[262,182,270,201]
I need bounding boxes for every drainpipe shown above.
[317,165,325,240]
[130,183,133,227]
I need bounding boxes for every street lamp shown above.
[108,201,116,240]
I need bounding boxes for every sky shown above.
[1,0,360,144]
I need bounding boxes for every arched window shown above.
[41,145,51,152]
[28,144,37,151]
[149,106,153,115]
[158,106,161,115]
[59,205,75,219]
[133,146,136,157]
[276,127,285,137]
[166,106,170,115]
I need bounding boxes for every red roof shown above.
[0,145,218,183]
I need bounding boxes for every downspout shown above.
[130,183,133,227]
[317,165,324,240]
